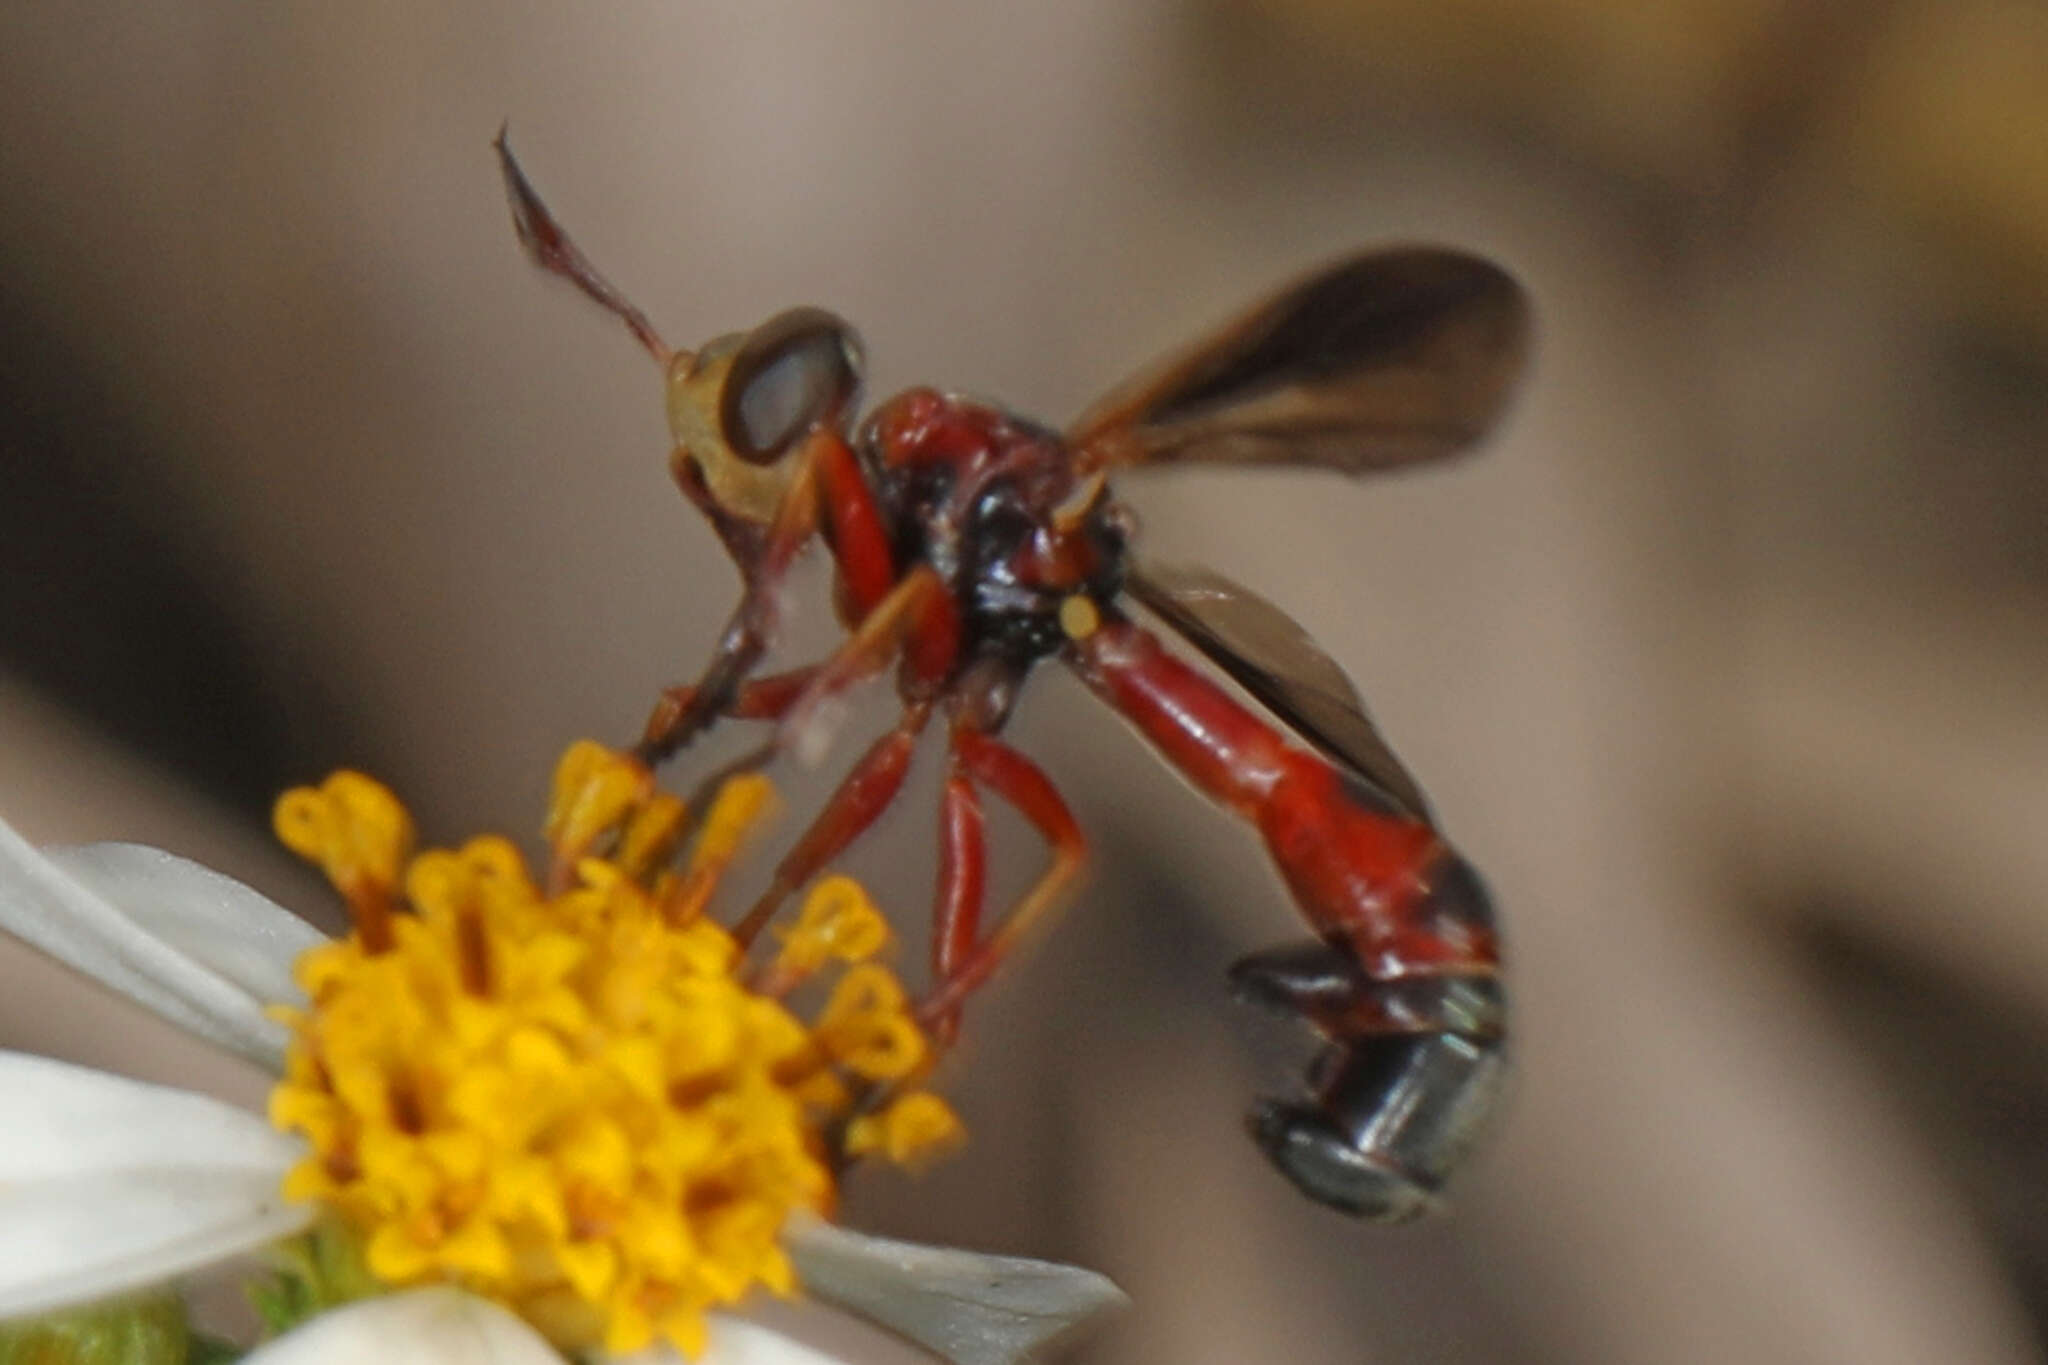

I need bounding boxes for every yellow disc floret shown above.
[267,743,962,1358]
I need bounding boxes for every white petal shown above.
[612,1315,856,1365]
[0,817,296,1070]
[240,1289,563,1365]
[783,1215,1127,1365]
[0,1052,311,1318]
[42,842,320,1009]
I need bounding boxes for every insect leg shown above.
[729,701,933,949]
[916,728,1088,1031]
[641,666,821,749]
[812,429,897,623]
[698,565,957,950]
[924,764,987,1046]
[637,447,827,765]
[632,669,832,855]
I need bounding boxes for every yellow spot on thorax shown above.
[1059,593,1101,640]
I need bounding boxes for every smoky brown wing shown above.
[1125,561,1434,822]
[1070,248,1530,474]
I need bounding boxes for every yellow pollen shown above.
[1059,594,1100,640]
[268,742,961,1358]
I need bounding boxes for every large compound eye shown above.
[720,308,864,463]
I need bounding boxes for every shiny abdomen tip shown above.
[1246,1098,1440,1222]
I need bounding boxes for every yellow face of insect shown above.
[666,308,865,528]
[666,335,798,526]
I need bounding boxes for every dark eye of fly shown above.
[721,307,864,463]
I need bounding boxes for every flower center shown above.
[267,742,961,1357]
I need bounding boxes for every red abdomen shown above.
[1066,617,1497,980]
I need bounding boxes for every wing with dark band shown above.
[1125,561,1434,822]
[1070,248,1529,475]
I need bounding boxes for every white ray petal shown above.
[0,817,293,1070]
[239,1289,564,1365]
[612,1315,856,1365]
[42,842,320,1008]
[783,1214,1126,1365]
[0,1052,310,1318]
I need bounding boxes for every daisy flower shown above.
[0,741,1123,1364]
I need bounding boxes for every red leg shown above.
[652,429,901,755]
[671,566,956,859]
[730,702,933,948]
[814,431,897,623]
[928,770,987,1045]
[639,666,820,753]
[698,569,961,948]
[642,418,945,766]
[918,729,1088,1029]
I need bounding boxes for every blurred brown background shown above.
[4,2,2048,1362]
